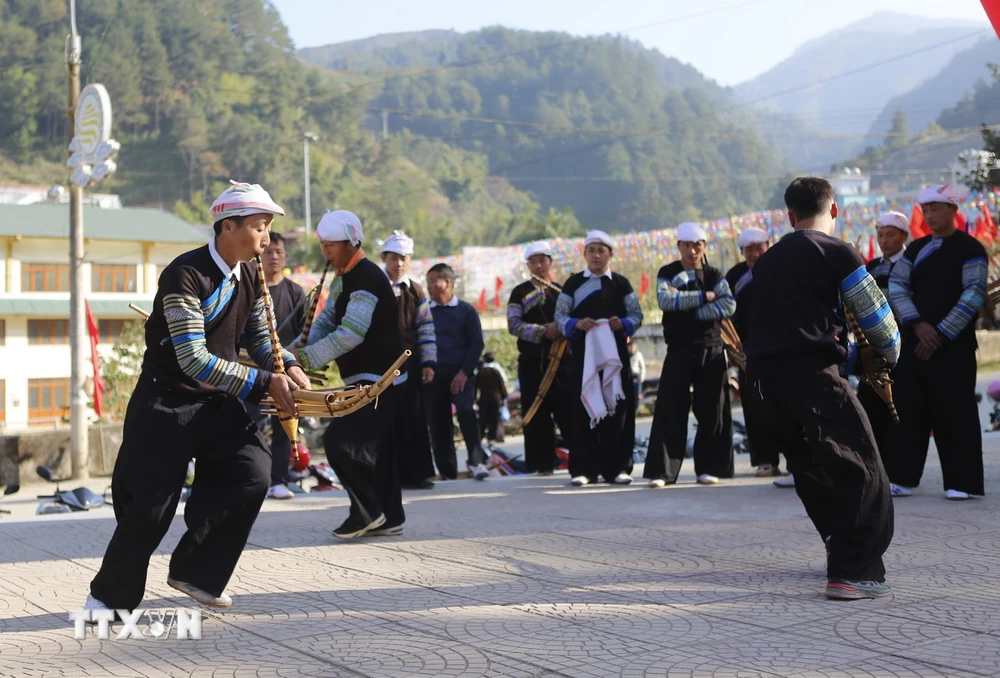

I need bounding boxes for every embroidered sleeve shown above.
[937,256,988,341]
[657,275,703,311]
[620,291,643,337]
[161,268,269,401]
[555,291,580,338]
[302,289,378,369]
[841,265,901,366]
[507,289,547,344]
[415,293,437,367]
[306,277,341,346]
[694,279,736,321]
[888,258,921,326]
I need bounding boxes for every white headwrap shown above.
[381,230,414,256]
[524,240,553,260]
[736,227,769,249]
[918,184,961,207]
[676,222,708,243]
[876,211,909,233]
[584,230,614,250]
[209,180,284,224]
[317,210,363,246]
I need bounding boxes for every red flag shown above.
[955,210,968,233]
[640,271,650,298]
[909,204,931,240]
[478,288,487,313]
[979,203,998,244]
[983,0,1000,38]
[494,276,503,310]
[85,300,104,419]
[866,234,876,263]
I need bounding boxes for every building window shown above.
[97,319,132,344]
[91,264,137,293]
[0,318,5,345]
[28,378,70,424]
[28,319,70,345]
[21,263,70,291]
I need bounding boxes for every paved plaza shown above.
[2,419,1000,677]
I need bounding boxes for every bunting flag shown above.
[865,234,876,263]
[640,271,650,298]
[494,276,503,309]
[85,300,104,419]
[910,204,931,240]
[977,203,998,245]
[955,210,969,233]
[478,288,487,313]
[983,0,1000,39]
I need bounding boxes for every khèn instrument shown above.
[845,306,900,423]
[720,318,746,370]
[521,275,567,426]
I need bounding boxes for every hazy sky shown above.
[271,0,990,86]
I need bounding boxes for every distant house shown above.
[0,203,209,431]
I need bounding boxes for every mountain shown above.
[299,28,785,231]
[732,12,989,157]
[867,37,1000,137]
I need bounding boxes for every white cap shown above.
[876,211,909,233]
[736,227,769,249]
[209,180,285,224]
[317,210,363,245]
[381,230,414,256]
[676,222,708,243]
[524,241,553,260]
[918,184,961,207]
[584,230,614,250]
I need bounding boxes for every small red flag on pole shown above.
[982,0,1000,38]
[909,204,931,240]
[640,271,650,298]
[85,300,104,419]
[865,234,876,263]
[494,276,503,310]
[478,289,487,313]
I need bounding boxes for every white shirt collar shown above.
[208,237,242,282]
[430,294,459,308]
[383,268,411,288]
[887,249,905,264]
[583,268,612,280]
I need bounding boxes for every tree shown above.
[99,321,145,422]
[886,109,909,152]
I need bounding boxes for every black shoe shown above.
[401,479,435,490]
[333,514,386,539]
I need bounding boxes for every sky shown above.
[270,0,990,86]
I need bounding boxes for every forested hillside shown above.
[0,0,570,256]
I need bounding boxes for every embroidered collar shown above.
[336,247,366,276]
[208,237,241,282]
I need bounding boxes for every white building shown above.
[0,203,209,431]
[0,182,123,209]
[830,168,871,197]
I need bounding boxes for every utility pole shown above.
[381,110,389,139]
[302,131,318,240]
[66,0,87,480]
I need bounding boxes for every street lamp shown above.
[302,132,318,240]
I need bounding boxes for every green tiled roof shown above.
[0,204,209,243]
[0,298,152,317]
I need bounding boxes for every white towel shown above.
[581,320,625,428]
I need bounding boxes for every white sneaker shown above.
[697,474,719,485]
[473,464,490,481]
[773,475,796,488]
[570,476,590,487]
[612,473,632,485]
[82,594,112,625]
[266,484,294,500]
[890,483,912,498]
[648,478,667,489]
[946,489,970,501]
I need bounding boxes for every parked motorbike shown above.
[0,482,19,516]
[35,465,107,514]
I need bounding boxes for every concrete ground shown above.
[2,396,1000,676]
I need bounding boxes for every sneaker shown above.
[946,489,970,501]
[570,476,590,487]
[472,464,490,481]
[332,514,386,540]
[368,523,404,536]
[825,579,893,600]
[612,473,632,485]
[890,483,912,498]
[648,478,667,489]
[697,474,719,485]
[754,465,781,478]
[266,484,294,500]
[167,577,233,608]
[773,475,796,488]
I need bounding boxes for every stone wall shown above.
[0,424,123,485]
